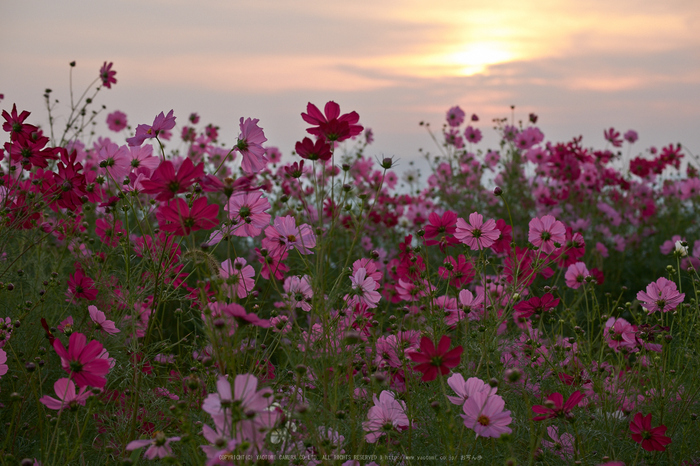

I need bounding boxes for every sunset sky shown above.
[2,0,699,177]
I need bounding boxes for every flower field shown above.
[1,62,699,465]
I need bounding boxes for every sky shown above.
[2,0,699,180]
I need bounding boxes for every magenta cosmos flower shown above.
[157,197,219,236]
[461,390,512,438]
[283,275,313,311]
[295,137,332,161]
[630,412,672,451]
[66,268,98,301]
[454,212,500,251]
[301,101,363,142]
[263,215,316,256]
[225,191,271,237]
[141,158,205,201]
[407,335,463,382]
[528,215,566,254]
[53,332,111,388]
[532,391,584,421]
[446,106,465,127]
[362,390,409,443]
[39,378,93,411]
[235,117,268,174]
[636,277,685,314]
[127,432,180,459]
[99,61,117,89]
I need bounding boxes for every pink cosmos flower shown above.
[528,215,566,254]
[127,432,180,459]
[629,412,672,452]
[636,277,685,314]
[407,335,463,382]
[347,268,381,309]
[235,117,268,174]
[446,374,495,406]
[39,377,93,411]
[624,129,638,143]
[207,302,271,329]
[98,142,131,181]
[0,349,7,378]
[106,110,127,132]
[302,101,363,142]
[128,145,160,174]
[461,390,512,438]
[541,426,575,460]
[446,106,465,127]
[283,275,313,312]
[513,293,559,327]
[564,262,589,289]
[464,126,482,144]
[225,191,271,237]
[220,258,255,299]
[362,391,409,443]
[127,110,176,146]
[141,158,205,201]
[263,215,316,255]
[604,317,637,352]
[99,62,117,89]
[156,197,219,237]
[53,332,111,388]
[57,316,75,334]
[89,305,120,335]
[454,212,500,251]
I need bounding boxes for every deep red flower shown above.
[53,332,111,388]
[301,101,363,142]
[424,211,459,251]
[532,391,585,421]
[157,197,219,236]
[67,268,98,301]
[407,335,463,382]
[513,293,560,323]
[630,413,672,451]
[295,137,332,161]
[141,158,205,201]
[2,104,37,141]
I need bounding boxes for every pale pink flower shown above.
[263,215,316,255]
[604,317,638,353]
[461,390,512,438]
[220,258,255,299]
[446,374,495,406]
[128,145,160,174]
[88,305,120,335]
[98,142,131,181]
[283,275,313,312]
[541,426,576,460]
[39,377,92,411]
[528,215,566,254]
[637,277,685,314]
[127,432,180,459]
[347,268,381,308]
[362,391,409,443]
[225,191,271,237]
[236,117,268,174]
[454,212,500,251]
[565,262,589,289]
[0,349,7,377]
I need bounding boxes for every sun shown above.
[441,41,517,76]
